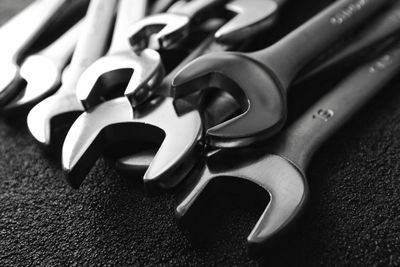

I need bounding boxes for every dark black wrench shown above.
[176,40,400,258]
[0,0,84,106]
[172,0,391,148]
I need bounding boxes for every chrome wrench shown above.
[298,0,400,83]
[128,0,230,52]
[0,0,83,105]
[172,0,391,148]
[76,0,164,110]
[27,0,118,146]
[61,0,288,189]
[2,21,82,113]
[176,40,400,258]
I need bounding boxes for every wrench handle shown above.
[299,0,400,82]
[274,41,400,170]
[61,0,117,90]
[109,0,148,53]
[0,0,71,62]
[168,0,228,19]
[38,21,82,70]
[252,0,391,89]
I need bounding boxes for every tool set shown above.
[0,0,399,259]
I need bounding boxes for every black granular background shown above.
[0,0,399,266]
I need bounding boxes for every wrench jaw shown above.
[172,52,286,148]
[214,0,279,44]
[62,97,202,194]
[77,49,164,109]
[27,92,83,147]
[128,13,190,52]
[0,62,20,105]
[175,154,308,258]
[2,55,61,113]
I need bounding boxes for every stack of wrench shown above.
[0,0,399,259]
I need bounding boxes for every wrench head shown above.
[172,52,286,148]
[128,13,190,52]
[176,154,308,257]
[27,90,83,146]
[0,61,20,105]
[77,49,164,109]
[215,0,278,44]
[62,96,202,193]
[3,55,61,112]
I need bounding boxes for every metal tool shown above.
[61,0,287,189]
[1,21,82,113]
[176,40,400,258]
[298,0,400,83]
[77,0,164,110]
[128,0,231,52]
[171,0,391,148]
[27,0,117,146]
[128,0,287,105]
[0,0,82,106]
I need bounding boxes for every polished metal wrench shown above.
[128,0,287,105]
[176,40,400,258]
[0,0,81,105]
[298,0,400,82]
[27,0,118,146]
[76,0,164,110]
[2,21,82,113]
[128,0,230,52]
[61,0,289,190]
[172,0,391,148]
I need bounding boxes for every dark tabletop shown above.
[0,0,399,266]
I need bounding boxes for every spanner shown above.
[1,21,82,113]
[298,0,400,83]
[0,0,83,106]
[128,0,232,52]
[175,40,400,258]
[27,0,117,146]
[127,0,287,106]
[171,0,391,148]
[61,0,288,189]
[76,0,165,110]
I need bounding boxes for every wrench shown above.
[298,0,400,83]
[61,0,287,189]
[0,0,83,106]
[126,0,286,106]
[76,0,165,110]
[175,40,400,258]
[128,0,231,52]
[27,0,118,146]
[1,21,82,113]
[171,0,391,148]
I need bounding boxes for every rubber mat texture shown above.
[0,0,400,266]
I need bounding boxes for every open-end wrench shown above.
[27,0,117,146]
[127,0,287,106]
[175,40,400,258]
[298,0,400,83]
[0,0,83,106]
[76,0,164,110]
[128,0,232,52]
[1,21,82,113]
[61,0,287,189]
[171,0,391,149]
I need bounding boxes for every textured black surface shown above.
[1,0,400,266]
